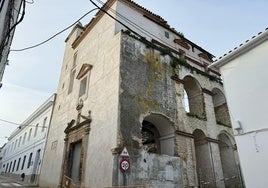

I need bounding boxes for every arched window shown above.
[12,160,16,172]
[182,89,190,113]
[141,114,175,156]
[28,128,32,141]
[183,76,205,117]
[212,88,231,126]
[21,155,26,170]
[18,136,22,147]
[34,123,39,137]
[42,117,47,132]
[27,153,33,168]
[23,132,27,144]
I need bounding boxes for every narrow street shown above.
[0,175,36,187]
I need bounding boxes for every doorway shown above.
[70,141,82,184]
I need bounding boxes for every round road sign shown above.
[120,159,130,172]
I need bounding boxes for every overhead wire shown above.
[0,0,26,59]
[25,0,34,4]
[10,7,99,52]
[0,0,25,54]
[90,0,209,63]
[0,118,47,129]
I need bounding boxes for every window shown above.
[6,163,9,173]
[23,132,27,144]
[27,153,33,168]
[21,155,26,170]
[68,70,76,94]
[79,77,87,97]
[164,31,169,39]
[42,117,47,132]
[12,160,16,172]
[16,158,21,171]
[18,136,22,147]
[142,114,175,156]
[11,142,14,151]
[15,139,17,150]
[34,123,38,137]
[9,162,12,172]
[183,76,205,117]
[182,89,190,113]
[28,128,32,141]
[73,52,78,67]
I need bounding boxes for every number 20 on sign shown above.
[120,159,130,172]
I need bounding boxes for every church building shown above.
[39,0,243,187]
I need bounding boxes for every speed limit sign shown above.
[120,159,130,172]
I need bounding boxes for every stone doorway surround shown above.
[61,102,91,188]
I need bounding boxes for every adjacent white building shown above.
[0,144,5,173]
[0,94,56,185]
[211,28,268,188]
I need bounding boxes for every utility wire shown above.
[0,118,47,129]
[10,8,98,52]
[0,0,25,53]
[88,0,141,37]
[91,0,208,63]
[25,0,34,4]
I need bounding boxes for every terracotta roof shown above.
[72,0,214,57]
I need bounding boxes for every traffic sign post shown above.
[119,147,130,186]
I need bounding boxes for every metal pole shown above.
[123,172,127,186]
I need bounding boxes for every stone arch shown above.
[193,129,215,187]
[212,88,231,126]
[183,76,205,117]
[141,113,175,156]
[218,133,241,188]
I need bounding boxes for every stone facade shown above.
[39,0,242,187]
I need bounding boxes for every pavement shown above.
[0,175,38,187]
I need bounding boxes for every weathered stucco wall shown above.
[116,34,181,187]
[119,35,178,146]
[116,33,239,188]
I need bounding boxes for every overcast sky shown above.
[0,0,267,146]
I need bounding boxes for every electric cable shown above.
[25,0,34,4]
[10,8,99,52]
[0,0,25,53]
[0,118,47,129]
[91,0,211,63]
[88,0,141,37]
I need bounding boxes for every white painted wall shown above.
[213,31,268,187]
[39,3,120,187]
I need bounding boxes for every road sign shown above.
[120,146,130,157]
[120,159,130,172]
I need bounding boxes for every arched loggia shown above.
[142,114,175,156]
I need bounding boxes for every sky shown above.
[0,0,267,146]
